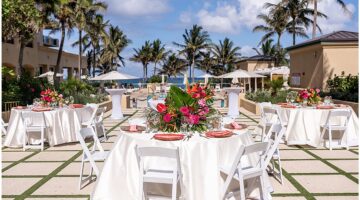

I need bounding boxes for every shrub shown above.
[147,75,166,83]
[324,73,358,102]
[245,89,289,104]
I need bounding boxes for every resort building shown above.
[2,31,87,78]
[235,55,275,72]
[287,30,359,89]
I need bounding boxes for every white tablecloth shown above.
[277,107,359,147]
[92,132,273,200]
[147,98,165,111]
[4,106,94,147]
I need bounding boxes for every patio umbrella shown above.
[217,69,265,91]
[90,71,138,81]
[37,71,63,78]
[198,73,214,84]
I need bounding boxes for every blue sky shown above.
[45,0,359,77]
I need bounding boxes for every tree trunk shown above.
[191,56,195,83]
[153,61,157,75]
[18,41,25,76]
[54,22,66,88]
[292,19,296,45]
[77,30,82,79]
[143,64,146,83]
[312,0,318,38]
[92,46,96,77]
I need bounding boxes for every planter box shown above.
[239,96,260,115]
[333,99,358,115]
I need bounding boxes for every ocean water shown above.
[117,77,205,88]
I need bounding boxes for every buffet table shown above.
[92,131,273,200]
[4,106,94,147]
[276,106,359,147]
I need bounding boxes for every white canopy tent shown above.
[254,66,290,80]
[217,69,266,92]
[90,71,138,81]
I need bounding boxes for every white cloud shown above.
[310,0,355,34]
[105,0,170,16]
[195,0,280,34]
[179,11,192,25]
[240,45,257,57]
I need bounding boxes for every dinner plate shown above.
[70,104,84,108]
[205,130,233,138]
[281,105,297,109]
[316,105,334,109]
[153,133,185,141]
[120,125,146,133]
[32,107,52,112]
[224,123,248,130]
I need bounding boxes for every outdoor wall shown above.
[322,45,359,87]
[237,60,274,71]
[2,32,86,76]
[289,43,358,89]
[288,44,324,88]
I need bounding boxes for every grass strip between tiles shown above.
[15,111,136,200]
[2,151,41,172]
[297,146,358,184]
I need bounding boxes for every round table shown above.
[276,106,359,147]
[106,88,126,119]
[224,88,242,117]
[4,106,94,147]
[91,131,273,200]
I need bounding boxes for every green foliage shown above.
[166,86,195,109]
[245,89,288,104]
[269,78,284,94]
[2,68,49,107]
[323,73,358,102]
[147,75,166,83]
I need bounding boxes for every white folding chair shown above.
[92,106,107,141]
[21,111,48,151]
[221,142,270,200]
[1,118,8,136]
[263,123,286,185]
[320,109,352,150]
[136,146,182,200]
[258,104,279,141]
[82,104,99,127]
[77,127,109,189]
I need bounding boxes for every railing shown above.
[3,101,20,111]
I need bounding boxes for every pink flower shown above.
[198,99,206,107]
[199,106,209,116]
[180,106,190,115]
[163,113,172,122]
[188,114,200,125]
[315,88,320,93]
[192,93,201,99]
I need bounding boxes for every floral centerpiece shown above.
[147,83,217,132]
[40,88,64,107]
[296,88,321,105]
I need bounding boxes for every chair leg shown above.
[79,160,85,189]
[259,175,265,200]
[329,128,332,151]
[41,128,44,151]
[23,131,27,151]
[171,179,177,200]
[238,175,245,200]
[277,156,284,185]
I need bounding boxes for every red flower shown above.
[188,114,200,125]
[179,106,190,116]
[192,93,201,99]
[163,113,172,122]
[156,103,167,113]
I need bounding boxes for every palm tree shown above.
[173,24,210,83]
[100,25,131,72]
[311,0,349,38]
[265,0,326,45]
[253,8,289,49]
[151,39,169,75]
[86,50,92,75]
[253,39,276,56]
[72,0,107,78]
[211,38,241,73]
[130,41,153,82]
[52,0,74,86]
[82,14,109,77]
[159,53,187,78]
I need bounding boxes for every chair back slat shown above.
[325,109,352,127]
[264,124,286,167]
[21,111,46,127]
[94,107,106,123]
[243,142,269,156]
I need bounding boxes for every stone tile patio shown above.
[2,108,358,199]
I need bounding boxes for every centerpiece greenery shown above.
[147,83,217,132]
[296,88,321,105]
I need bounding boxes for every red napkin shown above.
[231,122,241,129]
[129,125,138,132]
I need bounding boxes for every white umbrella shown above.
[217,69,265,79]
[198,73,214,84]
[90,71,138,81]
[37,71,63,78]
[161,74,165,84]
[232,77,239,84]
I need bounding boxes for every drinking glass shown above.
[69,96,74,104]
[286,93,291,103]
